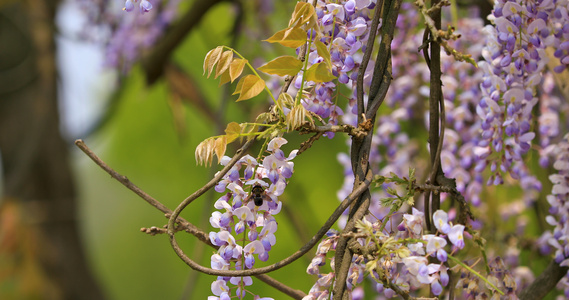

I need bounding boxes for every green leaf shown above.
[386,187,397,196]
[225,122,241,143]
[373,175,386,186]
[314,40,332,69]
[304,62,336,83]
[258,56,303,77]
[409,168,416,180]
[388,172,406,184]
[264,27,307,48]
[236,75,265,101]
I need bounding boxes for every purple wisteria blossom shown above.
[289,0,379,137]
[208,137,296,299]
[304,208,477,298]
[475,0,569,200]
[542,134,569,296]
[78,0,179,72]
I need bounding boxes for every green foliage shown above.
[264,27,308,48]
[258,56,303,77]
[304,62,337,83]
[374,168,417,208]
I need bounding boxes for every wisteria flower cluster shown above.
[543,133,569,296]
[208,137,297,299]
[537,72,568,168]
[475,0,568,191]
[303,209,477,299]
[468,2,569,295]
[291,0,378,136]
[77,0,179,71]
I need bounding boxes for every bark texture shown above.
[0,1,105,299]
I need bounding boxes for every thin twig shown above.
[356,0,384,121]
[74,139,212,245]
[415,0,476,65]
[167,137,257,235]
[414,183,455,193]
[333,1,401,298]
[429,94,445,188]
[167,168,373,277]
[75,139,305,299]
[518,259,569,299]
[333,184,371,299]
[422,0,444,231]
[366,56,392,121]
[300,123,369,138]
[297,132,324,156]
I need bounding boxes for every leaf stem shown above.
[447,255,505,296]
[295,34,313,106]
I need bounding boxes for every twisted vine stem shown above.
[333,1,402,299]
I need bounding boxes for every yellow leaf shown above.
[258,56,303,77]
[215,50,233,79]
[278,92,294,108]
[304,62,337,83]
[236,75,265,101]
[233,76,244,95]
[314,40,332,69]
[225,122,241,143]
[195,138,216,166]
[203,46,223,77]
[214,136,227,161]
[229,58,247,83]
[218,69,231,87]
[289,2,315,28]
[287,104,313,131]
[264,27,307,48]
[205,138,216,166]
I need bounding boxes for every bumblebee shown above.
[247,184,270,206]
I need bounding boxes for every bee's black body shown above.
[249,184,267,206]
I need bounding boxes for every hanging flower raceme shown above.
[207,137,296,299]
[303,209,479,299]
[542,134,569,295]
[475,0,568,197]
[289,0,377,136]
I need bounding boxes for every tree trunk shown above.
[0,1,106,299]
